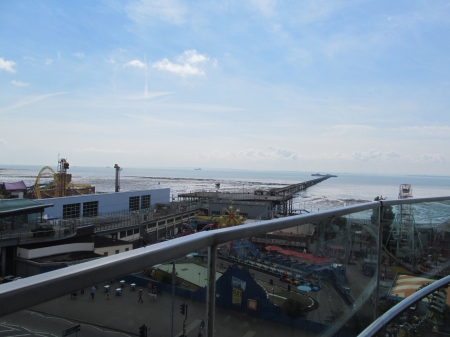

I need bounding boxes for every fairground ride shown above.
[197,205,245,228]
[33,158,95,199]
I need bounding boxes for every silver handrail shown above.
[357,274,450,337]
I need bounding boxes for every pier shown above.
[178,176,333,215]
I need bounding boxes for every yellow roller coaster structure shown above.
[33,159,94,199]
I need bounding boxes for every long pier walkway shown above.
[178,176,333,214]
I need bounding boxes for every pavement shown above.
[0,281,322,337]
[0,258,379,337]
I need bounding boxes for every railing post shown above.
[375,202,383,319]
[206,244,217,337]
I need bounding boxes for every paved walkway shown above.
[1,282,321,337]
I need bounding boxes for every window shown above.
[104,252,108,256]
[63,203,81,219]
[125,248,129,252]
[127,230,133,236]
[83,201,98,218]
[115,250,119,254]
[120,231,126,238]
[129,196,140,211]
[134,228,139,234]
[211,211,221,216]
[141,195,150,209]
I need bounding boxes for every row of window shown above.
[62,195,151,219]
[63,201,98,219]
[129,195,151,211]
[120,228,140,238]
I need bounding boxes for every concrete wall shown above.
[95,243,132,256]
[17,243,94,259]
[41,188,170,219]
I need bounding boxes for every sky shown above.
[1,1,450,175]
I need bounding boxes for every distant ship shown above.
[194,168,202,170]
[311,173,337,177]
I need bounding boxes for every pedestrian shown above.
[80,289,84,295]
[200,319,205,332]
[138,288,143,303]
[147,281,153,293]
[90,286,96,300]
[106,291,110,300]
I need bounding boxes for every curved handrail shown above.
[357,274,450,337]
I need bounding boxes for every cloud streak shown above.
[11,80,30,87]
[0,92,67,114]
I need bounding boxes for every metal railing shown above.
[0,196,449,337]
[0,202,203,242]
[358,275,450,337]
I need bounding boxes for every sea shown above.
[1,164,449,215]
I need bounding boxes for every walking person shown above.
[90,286,96,300]
[138,288,143,303]
[147,281,152,293]
[198,319,205,336]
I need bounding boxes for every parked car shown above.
[32,225,55,237]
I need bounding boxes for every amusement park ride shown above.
[197,205,245,228]
[32,158,95,199]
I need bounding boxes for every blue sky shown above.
[1,0,449,175]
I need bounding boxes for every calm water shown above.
[1,164,449,212]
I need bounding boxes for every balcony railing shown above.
[0,196,449,336]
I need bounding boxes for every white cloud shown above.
[0,138,7,145]
[46,59,53,65]
[0,58,16,73]
[57,51,61,58]
[385,151,401,159]
[352,150,383,161]
[125,0,187,26]
[11,80,30,87]
[421,153,447,164]
[73,52,85,59]
[178,50,208,64]
[124,60,147,68]
[152,50,212,77]
[267,146,298,159]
